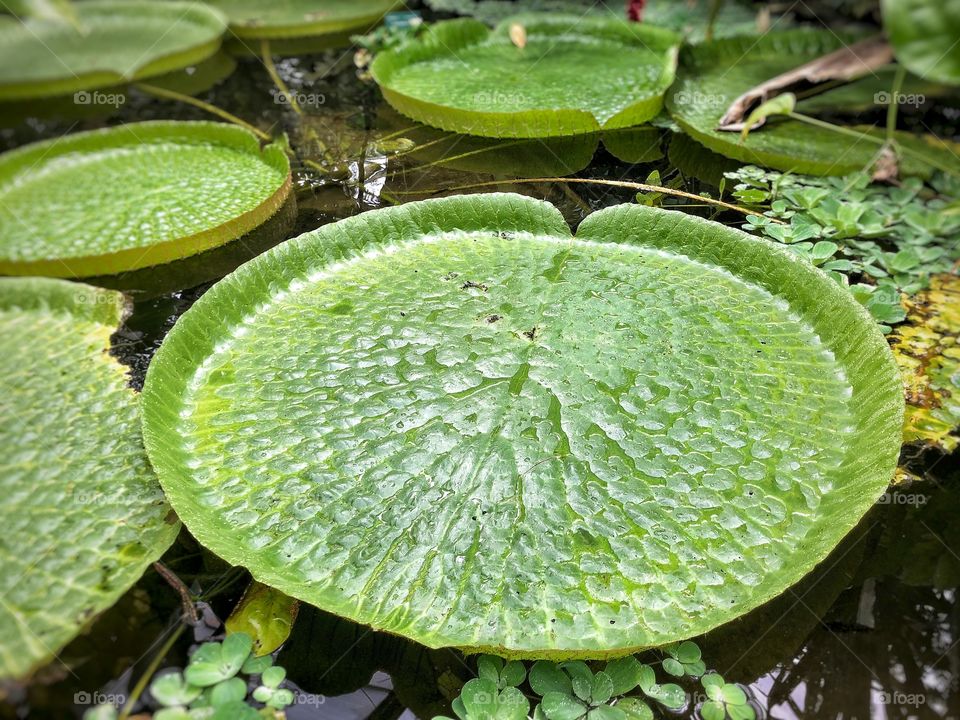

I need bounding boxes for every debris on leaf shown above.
[890,274,960,451]
[509,22,527,48]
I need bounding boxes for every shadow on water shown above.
[2,14,959,720]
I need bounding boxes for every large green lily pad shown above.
[0,121,291,278]
[142,194,902,657]
[0,0,227,101]
[882,0,960,85]
[0,278,179,680]
[666,30,959,176]
[371,15,681,138]
[202,0,398,40]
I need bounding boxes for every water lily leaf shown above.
[666,30,959,176]
[142,194,903,657]
[0,0,226,101]
[882,0,960,84]
[424,0,766,42]
[0,121,291,279]
[203,0,398,40]
[371,15,681,138]
[0,278,179,680]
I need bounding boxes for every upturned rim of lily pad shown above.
[210,0,402,40]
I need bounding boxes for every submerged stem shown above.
[117,623,186,720]
[134,83,272,143]
[261,40,303,116]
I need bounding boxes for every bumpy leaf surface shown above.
[666,31,959,176]
[203,0,398,39]
[371,15,681,138]
[0,121,291,278]
[142,194,903,657]
[0,0,227,100]
[0,278,178,680]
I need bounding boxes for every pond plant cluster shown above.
[0,0,958,719]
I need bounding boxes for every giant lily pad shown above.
[666,30,959,176]
[203,0,398,40]
[0,0,227,101]
[0,278,179,680]
[142,194,903,657]
[371,15,681,138]
[0,121,291,278]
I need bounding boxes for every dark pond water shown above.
[2,9,959,720]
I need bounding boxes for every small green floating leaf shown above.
[142,193,903,658]
[0,277,179,681]
[371,14,681,138]
[183,632,253,687]
[616,698,653,720]
[151,671,203,707]
[0,0,227,101]
[0,121,291,279]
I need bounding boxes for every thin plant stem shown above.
[118,623,187,720]
[134,83,272,143]
[395,177,771,218]
[789,110,959,176]
[886,65,907,143]
[261,39,303,116]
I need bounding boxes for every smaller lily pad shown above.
[0,121,291,278]
[371,15,681,138]
[205,0,398,51]
[0,0,227,101]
